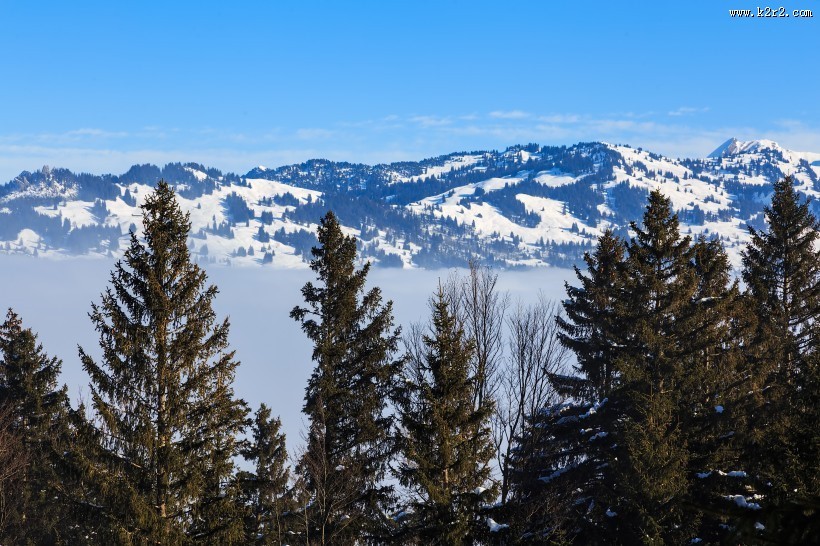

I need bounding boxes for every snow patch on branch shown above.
[725,494,761,510]
[487,518,509,533]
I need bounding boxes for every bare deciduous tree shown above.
[441,261,509,411]
[494,295,569,503]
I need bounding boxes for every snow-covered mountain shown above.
[2,139,819,269]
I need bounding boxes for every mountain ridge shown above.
[2,139,818,269]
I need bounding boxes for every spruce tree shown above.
[0,309,71,544]
[237,404,293,545]
[290,211,401,544]
[520,192,738,544]
[739,176,820,541]
[76,181,249,544]
[556,229,627,401]
[505,231,628,543]
[682,237,750,542]
[507,391,619,544]
[394,287,497,544]
[0,402,27,540]
[608,190,699,545]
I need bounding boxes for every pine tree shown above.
[0,309,71,544]
[394,287,497,544]
[76,181,249,544]
[738,176,820,541]
[290,211,401,544]
[237,404,293,545]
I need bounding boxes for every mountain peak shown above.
[708,138,739,158]
[708,138,782,158]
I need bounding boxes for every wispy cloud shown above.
[408,115,452,128]
[2,113,820,183]
[668,106,710,117]
[489,110,531,120]
[63,128,130,139]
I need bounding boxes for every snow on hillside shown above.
[608,145,731,213]
[404,154,484,183]
[1,139,818,270]
[533,170,577,187]
[1,176,78,203]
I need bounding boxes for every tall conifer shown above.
[608,190,699,544]
[739,176,820,541]
[76,181,249,544]
[518,192,737,544]
[290,211,401,544]
[0,309,71,544]
[556,229,627,400]
[237,404,293,545]
[505,231,628,543]
[394,287,497,544]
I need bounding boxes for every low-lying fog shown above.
[1,255,574,450]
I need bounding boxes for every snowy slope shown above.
[1,139,817,269]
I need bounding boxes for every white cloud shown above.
[408,115,453,128]
[2,114,819,183]
[668,106,710,117]
[63,128,130,139]
[489,110,531,120]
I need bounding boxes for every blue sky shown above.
[1,0,818,181]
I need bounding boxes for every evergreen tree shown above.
[237,404,293,545]
[505,231,629,544]
[556,229,627,400]
[506,395,613,545]
[76,181,249,544]
[0,403,27,540]
[607,190,699,545]
[394,287,497,544]
[516,192,738,544]
[738,176,820,541]
[682,237,751,542]
[0,309,71,545]
[290,211,401,544]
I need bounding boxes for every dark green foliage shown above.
[76,180,249,544]
[223,192,254,225]
[608,191,699,545]
[394,288,497,544]
[518,190,744,544]
[89,198,109,221]
[290,211,401,544]
[508,230,629,543]
[743,176,820,370]
[556,229,627,401]
[0,309,71,545]
[738,176,820,542]
[256,225,270,243]
[237,404,293,545]
[272,227,317,261]
[505,398,614,545]
[608,182,649,225]
[258,210,274,225]
[3,171,820,544]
